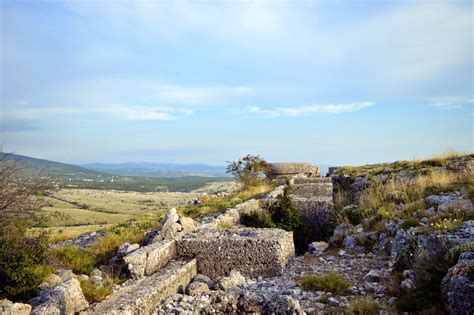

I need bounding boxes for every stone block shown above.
[177,227,294,279]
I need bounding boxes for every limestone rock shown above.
[400,278,415,291]
[0,299,31,315]
[178,217,197,234]
[441,251,474,315]
[39,273,63,291]
[162,208,179,226]
[185,281,209,296]
[30,278,88,315]
[55,269,75,282]
[192,274,214,288]
[308,241,329,254]
[364,269,381,283]
[124,240,177,278]
[217,270,246,290]
[117,242,140,258]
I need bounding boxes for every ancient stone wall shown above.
[177,228,295,279]
[267,163,320,179]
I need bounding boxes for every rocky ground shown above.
[154,248,393,314]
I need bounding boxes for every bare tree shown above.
[0,153,47,222]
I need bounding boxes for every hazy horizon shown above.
[1,1,473,166]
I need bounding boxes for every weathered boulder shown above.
[0,299,31,315]
[425,194,473,213]
[441,251,474,315]
[123,240,176,278]
[30,278,88,315]
[39,273,63,291]
[178,217,197,234]
[185,281,209,296]
[217,270,246,290]
[308,241,329,254]
[117,242,140,258]
[364,270,381,283]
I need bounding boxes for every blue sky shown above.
[1,0,473,166]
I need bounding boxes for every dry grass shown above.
[180,183,272,218]
[359,170,473,218]
[299,272,351,293]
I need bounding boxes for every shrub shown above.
[241,187,306,253]
[240,210,275,228]
[350,297,381,315]
[447,242,474,266]
[0,221,52,300]
[468,263,474,280]
[395,251,451,312]
[299,272,351,294]
[342,205,362,225]
[401,217,420,230]
[393,233,418,271]
[79,279,111,303]
[50,245,95,275]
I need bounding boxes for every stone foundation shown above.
[177,228,295,279]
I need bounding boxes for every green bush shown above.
[342,205,362,225]
[50,245,95,275]
[0,221,52,300]
[395,252,451,312]
[468,263,474,280]
[393,234,418,271]
[350,297,381,315]
[241,186,305,252]
[299,272,351,293]
[240,210,275,228]
[401,217,420,230]
[447,242,474,266]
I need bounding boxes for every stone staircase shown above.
[82,259,197,315]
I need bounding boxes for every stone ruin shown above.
[19,162,332,315]
[267,162,321,180]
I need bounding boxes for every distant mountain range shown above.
[81,162,228,178]
[2,152,331,179]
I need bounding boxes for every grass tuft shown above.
[350,297,381,315]
[299,272,351,294]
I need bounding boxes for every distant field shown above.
[39,180,237,241]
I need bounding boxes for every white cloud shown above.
[4,104,174,121]
[244,102,374,117]
[430,97,474,110]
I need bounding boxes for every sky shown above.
[1,0,473,166]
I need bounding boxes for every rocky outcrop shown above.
[0,299,31,315]
[30,278,88,315]
[442,251,474,315]
[177,227,295,279]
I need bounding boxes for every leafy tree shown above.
[226,154,269,189]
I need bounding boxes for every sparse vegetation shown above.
[299,272,351,294]
[350,297,381,315]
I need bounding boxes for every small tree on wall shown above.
[226,154,269,189]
